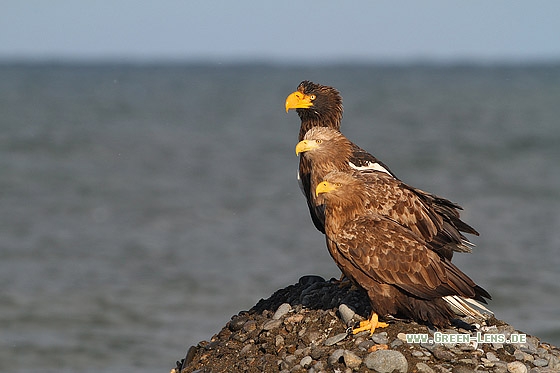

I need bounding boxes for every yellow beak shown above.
[315,181,337,197]
[285,91,314,112]
[295,140,319,155]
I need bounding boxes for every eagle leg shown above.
[352,313,389,335]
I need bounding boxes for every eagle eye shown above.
[310,94,316,100]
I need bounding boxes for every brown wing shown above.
[359,172,443,246]
[333,214,482,301]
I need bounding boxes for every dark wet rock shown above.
[174,276,560,373]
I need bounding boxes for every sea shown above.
[1,62,559,373]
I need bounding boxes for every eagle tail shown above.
[443,295,493,320]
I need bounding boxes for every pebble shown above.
[371,332,389,345]
[432,347,455,361]
[328,349,345,365]
[416,362,436,373]
[242,320,257,332]
[343,350,362,369]
[324,332,348,346]
[507,361,528,373]
[487,351,500,361]
[300,355,313,368]
[533,358,549,367]
[364,349,408,373]
[338,304,355,325]
[262,319,282,331]
[273,303,291,320]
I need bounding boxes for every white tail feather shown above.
[443,295,493,320]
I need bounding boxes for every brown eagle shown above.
[286,81,395,234]
[296,127,476,260]
[285,81,478,249]
[315,171,491,333]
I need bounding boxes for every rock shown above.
[242,320,257,332]
[533,358,549,367]
[371,332,388,345]
[298,275,325,286]
[273,303,291,320]
[262,319,282,331]
[342,350,362,369]
[364,349,408,373]
[177,276,560,373]
[547,355,560,369]
[416,362,436,373]
[328,349,345,365]
[338,304,355,325]
[432,346,456,361]
[228,315,247,332]
[300,355,312,368]
[507,361,528,373]
[324,332,348,346]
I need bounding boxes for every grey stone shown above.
[390,339,404,348]
[533,358,549,367]
[342,350,362,369]
[262,319,282,331]
[412,350,426,357]
[371,332,388,345]
[432,347,455,361]
[547,355,560,369]
[328,349,345,365]
[324,332,348,346]
[272,303,291,320]
[242,320,257,332]
[486,351,500,361]
[300,355,313,368]
[364,349,408,373]
[507,361,528,373]
[338,304,355,325]
[239,344,253,357]
[416,362,436,373]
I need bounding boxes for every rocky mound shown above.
[174,276,560,373]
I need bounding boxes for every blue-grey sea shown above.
[1,63,559,373]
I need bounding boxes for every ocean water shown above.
[1,63,559,373]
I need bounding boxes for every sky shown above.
[1,1,560,64]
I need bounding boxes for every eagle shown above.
[315,171,491,333]
[296,127,476,260]
[286,81,395,234]
[285,80,479,254]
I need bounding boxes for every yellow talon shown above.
[352,313,389,335]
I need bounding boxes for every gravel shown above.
[174,275,560,373]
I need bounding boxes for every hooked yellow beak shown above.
[285,91,314,112]
[295,140,320,155]
[315,181,338,197]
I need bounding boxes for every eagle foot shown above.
[352,313,389,335]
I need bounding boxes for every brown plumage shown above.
[296,127,477,260]
[286,81,394,233]
[316,171,491,328]
[286,81,478,254]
